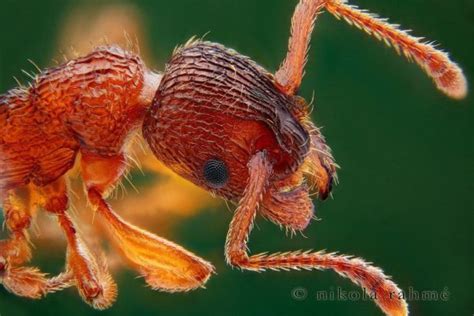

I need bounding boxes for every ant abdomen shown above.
[144,41,310,200]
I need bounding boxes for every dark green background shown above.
[0,0,472,315]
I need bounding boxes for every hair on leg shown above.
[40,177,116,309]
[81,151,215,292]
[0,186,71,298]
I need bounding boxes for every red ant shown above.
[0,1,467,315]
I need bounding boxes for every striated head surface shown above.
[143,41,311,200]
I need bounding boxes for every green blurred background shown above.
[0,0,472,315]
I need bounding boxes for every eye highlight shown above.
[203,159,229,189]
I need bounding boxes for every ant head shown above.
[143,41,313,202]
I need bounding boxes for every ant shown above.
[0,0,467,315]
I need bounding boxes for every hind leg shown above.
[0,187,33,266]
[38,176,116,309]
[80,151,214,292]
[0,186,67,298]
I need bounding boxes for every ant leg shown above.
[40,177,117,309]
[0,188,33,266]
[0,187,67,298]
[80,151,214,292]
[275,0,326,95]
[226,152,408,316]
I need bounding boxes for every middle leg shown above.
[39,177,117,309]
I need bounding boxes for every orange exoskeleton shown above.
[0,1,467,315]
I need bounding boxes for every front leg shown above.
[225,152,408,316]
[81,151,215,292]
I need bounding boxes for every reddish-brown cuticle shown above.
[0,1,466,313]
[144,41,310,201]
[0,46,151,192]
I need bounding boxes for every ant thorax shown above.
[0,1,467,315]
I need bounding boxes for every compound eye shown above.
[203,159,229,189]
